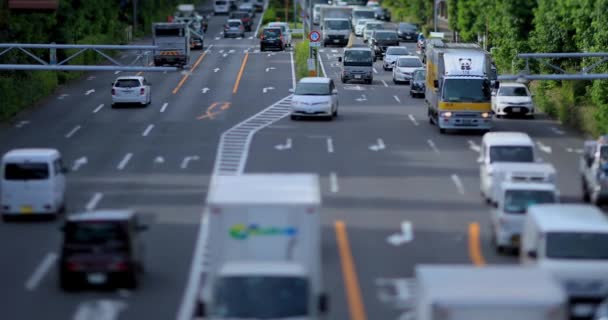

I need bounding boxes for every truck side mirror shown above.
[527,250,537,259]
[337,57,342,62]
[318,293,329,313]
[433,80,439,88]
[494,80,500,89]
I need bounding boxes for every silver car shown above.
[224,19,245,38]
[383,46,410,70]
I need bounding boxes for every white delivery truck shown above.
[415,265,568,320]
[487,162,557,205]
[198,174,328,320]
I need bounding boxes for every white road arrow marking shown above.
[73,300,128,320]
[202,88,210,94]
[181,156,200,169]
[451,174,465,195]
[551,127,565,135]
[85,89,95,96]
[222,53,228,57]
[263,87,275,93]
[355,94,367,102]
[58,94,69,100]
[468,140,481,153]
[71,157,88,171]
[386,221,413,246]
[329,172,339,193]
[369,138,386,151]
[228,49,235,53]
[536,141,552,154]
[219,49,224,53]
[214,68,220,72]
[566,147,584,154]
[87,76,96,80]
[274,138,292,150]
[154,156,165,164]
[15,120,29,128]
[265,67,276,72]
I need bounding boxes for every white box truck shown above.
[415,265,568,320]
[198,174,328,319]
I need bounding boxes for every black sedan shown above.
[397,22,419,42]
[409,68,426,98]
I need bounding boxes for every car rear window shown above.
[216,0,227,4]
[264,29,281,37]
[115,79,141,88]
[397,58,422,67]
[229,21,242,27]
[4,162,49,180]
[65,221,129,246]
[231,12,248,18]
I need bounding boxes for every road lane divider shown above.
[290,51,296,90]
[427,139,440,154]
[117,153,133,170]
[381,80,388,87]
[468,140,481,153]
[142,124,154,137]
[329,172,339,193]
[73,300,127,320]
[232,52,250,94]
[327,137,334,153]
[172,46,212,95]
[65,125,81,139]
[408,114,419,126]
[160,102,169,113]
[25,252,58,291]
[468,222,486,266]
[393,95,400,103]
[85,192,103,211]
[335,220,367,320]
[450,174,465,195]
[93,104,104,113]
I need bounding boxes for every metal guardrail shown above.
[499,52,608,81]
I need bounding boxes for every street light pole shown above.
[133,0,138,35]
[433,0,438,32]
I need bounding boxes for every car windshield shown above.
[503,190,555,214]
[413,70,425,81]
[4,162,49,180]
[365,23,383,30]
[263,29,281,38]
[344,50,373,64]
[115,79,141,88]
[357,20,369,25]
[546,232,608,260]
[500,86,529,97]
[211,276,309,318]
[386,47,409,55]
[326,20,350,30]
[375,32,398,40]
[215,0,227,4]
[228,21,241,27]
[489,146,534,163]
[231,12,248,18]
[397,58,422,67]
[399,23,417,31]
[64,221,129,247]
[295,82,330,95]
[354,11,375,19]
[442,78,491,102]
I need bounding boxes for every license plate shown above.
[572,304,595,317]
[512,107,520,112]
[20,206,33,214]
[462,119,472,125]
[355,75,361,79]
[406,36,411,39]
[333,39,340,43]
[87,273,107,284]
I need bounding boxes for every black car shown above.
[397,22,418,42]
[410,68,426,98]
[58,210,148,290]
[370,30,400,58]
[260,27,285,51]
[230,11,253,31]
[374,7,391,21]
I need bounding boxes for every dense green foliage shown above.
[382,0,608,136]
[0,0,185,120]
[295,40,311,80]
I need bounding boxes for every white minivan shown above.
[479,131,537,201]
[0,149,67,220]
[521,204,608,319]
[214,0,230,14]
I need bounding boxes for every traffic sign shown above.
[309,31,321,42]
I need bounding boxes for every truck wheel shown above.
[439,127,446,134]
[582,177,590,202]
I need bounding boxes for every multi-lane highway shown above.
[0,2,591,320]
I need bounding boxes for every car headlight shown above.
[441,111,452,118]
[481,112,491,118]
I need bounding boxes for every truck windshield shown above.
[344,50,373,66]
[546,232,608,259]
[503,190,555,214]
[489,146,534,163]
[442,78,491,102]
[212,276,309,318]
[325,20,350,30]
[155,28,183,37]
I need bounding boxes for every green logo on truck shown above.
[229,224,297,240]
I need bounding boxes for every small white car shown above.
[290,77,338,120]
[492,82,535,118]
[111,76,151,107]
[363,21,383,43]
[355,19,373,37]
[238,2,255,16]
[392,56,423,84]
[267,22,292,47]
[383,46,410,70]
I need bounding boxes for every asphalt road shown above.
[0,6,591,320]
[0,2,296,319]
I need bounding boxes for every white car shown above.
[366,0,380,7]
[363,21,383,43]
[383,46,410,70]
[492,82,535,118]
[290,77,338,120]
[238,2,255,16]
[267,22,292,47]
[111,76,151,107]
[354,19,373,36]
[392,56,423,84]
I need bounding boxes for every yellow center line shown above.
[197,102,219,120]
[135,62,154,76]
[468,222,486,266]
[232,52,249,95]
[172,51,207,95]
[335,220,367,320]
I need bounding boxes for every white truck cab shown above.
[479,131,538,201]
[491,181,558,253]
[521,204,608,319]
[1,148,67,220]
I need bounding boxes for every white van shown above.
[0,149,67,220]
[521,204,608,318]
[213,0,230,14]
[479,131,537,201]
[491,182,558,253]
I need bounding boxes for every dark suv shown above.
[58,210,148,290]
[397,22,419,42]
[369,30,400,58]
[230,11,253,31]
[260,27,285,51]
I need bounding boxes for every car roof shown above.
[482,132,534,146]
[300,77,331,84]
[529,204,608,233]
[219,262,307,276]
[500,82,528,88]
[346,47,372,52]
[325,18,349,21]
[227,19,242,23]
[375,29,396,33]
[3,148,60,161]
[115,76,143,81]
[268,22,287,26]
[67,209,136,222]
[500,181,557,191]
[397,56,421,61]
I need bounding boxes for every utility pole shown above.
[294,0,297,29]
[433,0,438,32]
[133,0,138,35]
[285,0,289,22]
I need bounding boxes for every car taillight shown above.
[67,262,84,271]
[109,261,129,271]
[111,88,115,95]
[140,88,145,95]
[239,25,244,30]
[280,35,284,41]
